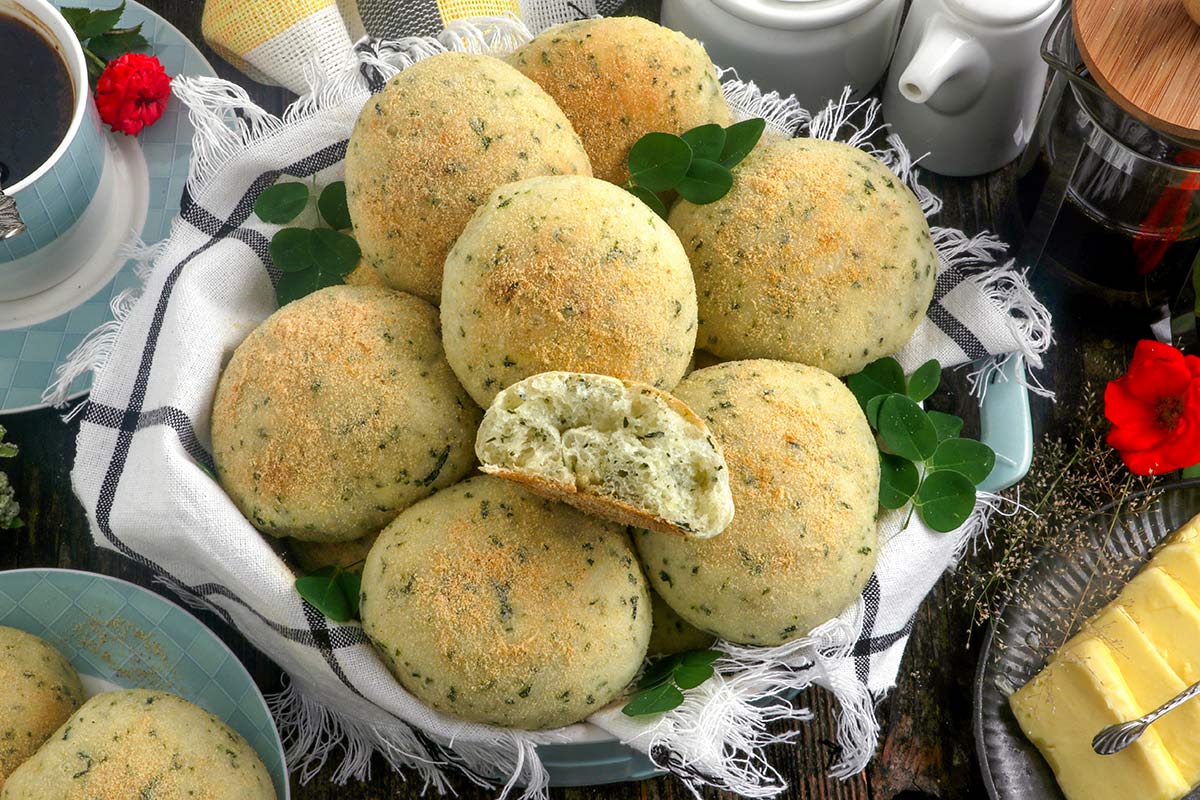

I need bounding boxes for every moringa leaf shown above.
[719,118,766,168]
[628,185,669,220]
[676,158,733,205]
[309,228,360,276]
[879,452,919,510]
[915,470,976,532]
[878,394,938,462]
[337,571,362,620]
[906,359,941,403]
[673,663,714,690]
[928,411,964,442]
[680,124,726,162]
[845,357,906,412]
[255,182,310,224]
[622,682,684,717]
[270,228,314,272]
[627,132,692,192]
[318,182,352,230]
[296,567,352,621]
[928,438,996,485]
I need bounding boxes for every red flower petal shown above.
[1105,379,1170,451]
[94,53,171,136]
[1123,340,1193,403]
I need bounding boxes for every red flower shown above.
[1105,340,1200,475]
[95,53,171,136]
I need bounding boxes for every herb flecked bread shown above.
[636,360,880,646]
[345,51,592,303]
[288,531,379,575]
[0,627,84,789]
[360,475,651,730]
[508,17,732,184]
[1,690,275,800]
[441,175,698,408]
[212,286,480,542]
[476,372,734,539]
[669,138,937,376]
[648,590,715,657]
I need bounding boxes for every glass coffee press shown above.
[1017,3,1200,318]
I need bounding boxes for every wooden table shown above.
[0,1,1153,798]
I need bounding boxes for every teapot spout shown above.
[896,14,990,109]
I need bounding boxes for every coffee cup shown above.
[0,0,109,299]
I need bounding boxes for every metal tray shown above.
[975,480,1200,800]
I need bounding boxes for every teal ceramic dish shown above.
[0,568,289,799]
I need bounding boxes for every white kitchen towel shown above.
[61,14,1051,800]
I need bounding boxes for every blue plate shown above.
[0,568,289,799]
[0,0,214,413]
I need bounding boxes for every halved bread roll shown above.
[475,371,734,538]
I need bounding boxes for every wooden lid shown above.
[1075,0,1200,141]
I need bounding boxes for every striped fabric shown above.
[200,0,624,91]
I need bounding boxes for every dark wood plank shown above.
[1,1,1158,798]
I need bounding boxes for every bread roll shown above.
[635,360,879,645]
[669,138,937,376]
[288,531,379,575]
[360,475,651,729]
[476,371,734,538]
[0,627,84,788]
[441,175,697,407]
[509,17,732,184]
[212,286,480,542]
[346,51,591,302]
[1,690,274,800]
[648,590,714,657]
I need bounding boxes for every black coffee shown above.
[0,12,74,188]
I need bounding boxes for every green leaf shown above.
[865,393,895,429]
[879,453,919,510]
[627,132,692,193]
[680,124,726,162]
[295,567,352,621]
[845,357,907,412]
[255,182,310,224]
[337,571,362,620]
[622,682,684,717]
[309,229,360,276]
[928,411,964,442]
[928,438,996,485]
[673,663,715,690]
[1184,463,1200,478]
[627,185,669,220]
[915,471,977,533]
[0,442,18,458]
[318,182,352,230]
[269,228,314,272]
[676,159,733,205]
[276,269,319,307]
[638,655,683,689]
[62,2,126,40]
[906,359,941,403]
[877,394,938,462]
[86,27,148,61]
[718,118,766,168]
[679,649,722,668]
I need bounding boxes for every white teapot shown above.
[882,0,1062,177]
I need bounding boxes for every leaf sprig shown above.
[295,564,362,622]
[61,2,150,82]
[845,357,996,533]
[254,180,360,306]
[623,119,766,219]
[622,648,722,717]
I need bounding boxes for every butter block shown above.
[1117,567,1200,684]
[1086,605,1200,785]
[1152,542,1200,607]
[1010,635,1189,800]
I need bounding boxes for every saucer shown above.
[0,0,215,413]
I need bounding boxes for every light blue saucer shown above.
[0,568,289,799]
[0,0,213,413]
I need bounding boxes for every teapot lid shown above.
[945,0,1059,26]
[1075,0,1200,140]
[708,0,890,31]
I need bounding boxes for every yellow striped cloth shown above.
[200,0,524,92]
